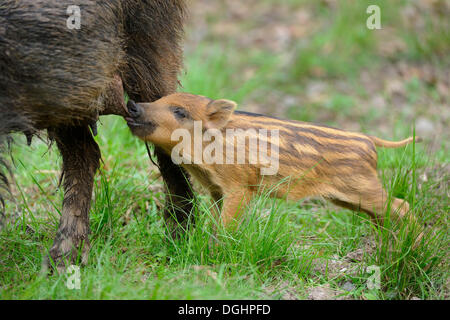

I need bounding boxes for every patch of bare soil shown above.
[307,284,350,300]
[264,280,301,300]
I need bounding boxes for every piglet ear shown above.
[206,99,237,129]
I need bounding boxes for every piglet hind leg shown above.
[327,175,421,232]
[379,195,423,246]
[331,188,423,248]
[47,126,100,272]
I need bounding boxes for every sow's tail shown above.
[369,135,422,148]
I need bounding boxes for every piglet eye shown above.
[172,106,188,120]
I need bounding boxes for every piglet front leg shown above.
[220,191,252,229]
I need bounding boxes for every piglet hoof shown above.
[411,230,425,250]
[46,234,90,274]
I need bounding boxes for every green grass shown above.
[1,111,447,300]
[1,1,448,300]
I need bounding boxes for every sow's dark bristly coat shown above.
[0,0,193,268]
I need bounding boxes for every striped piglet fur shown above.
[126,93,421,228]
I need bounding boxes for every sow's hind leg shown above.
[327,174,423,247]
[47,125,100,272]
[153,146,195,237]
[0,137,8,226]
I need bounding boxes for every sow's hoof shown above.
[46,233,90,274]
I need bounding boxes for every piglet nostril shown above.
[127,100,141,118]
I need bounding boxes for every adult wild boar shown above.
[0,0,194,269]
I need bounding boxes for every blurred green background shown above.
[182,0,449,144]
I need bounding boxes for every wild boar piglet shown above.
[126,93,421,228]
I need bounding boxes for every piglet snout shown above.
[127,100,142,118]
